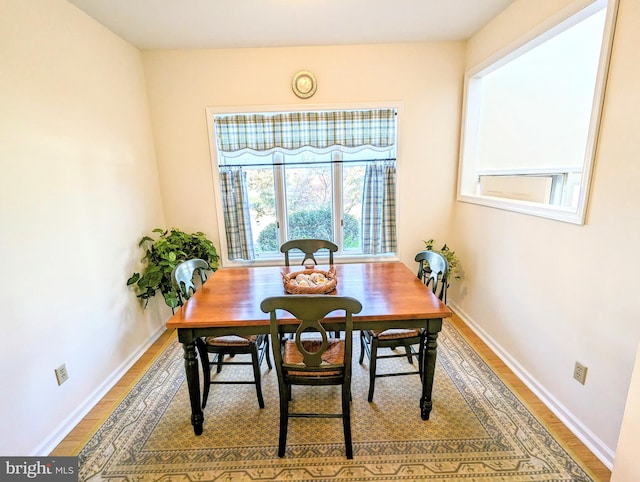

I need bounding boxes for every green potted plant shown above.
[423,239,462,281]
[127,228,219,309]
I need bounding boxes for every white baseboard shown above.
[449,301,615,470]
[33,325,168,456]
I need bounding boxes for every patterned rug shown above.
[76,321,596,481]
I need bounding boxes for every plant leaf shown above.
[138,236,153,247]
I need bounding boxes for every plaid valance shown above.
[214,109,397,153]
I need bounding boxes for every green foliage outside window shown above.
[256,209,360,253]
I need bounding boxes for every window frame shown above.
[456,0,618,224]
[206,102,402,267]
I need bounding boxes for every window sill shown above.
[220,253,400,269]
[457,193,586,225]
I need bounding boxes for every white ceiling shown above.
[67,0,515,50]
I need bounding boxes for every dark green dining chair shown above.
[260,295,362,459]
[280,238,341,337]
[172,258,210,306]
[416,250,450,304]
[280,238,338,266]
[359,250,448,402]
[172,259,271,410]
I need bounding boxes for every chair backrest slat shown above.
[171,258,210,305]
[280,239,338,266]
[261,295,362,376]
[414,250,449,302]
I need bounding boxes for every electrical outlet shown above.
[55,364,69,385]
[573,361,587,385]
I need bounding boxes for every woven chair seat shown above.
[284,339,344,377]
[205,334,258,346]
[370,328,421,340]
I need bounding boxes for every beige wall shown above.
[0,0,166,455]
[141,43,465,267]
[451,0,640,467]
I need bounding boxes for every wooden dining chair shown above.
[172,258,210,306]
[416,250,450,304]
[280,238,338,266]
[359,250,448,402]
[172,258,271,410]
[280,238,341,338]
[260,294,362,459]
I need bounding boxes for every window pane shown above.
[246,167,278,256]
[284,164,333,241]
[474,8,606,209]
[343,164,365,251]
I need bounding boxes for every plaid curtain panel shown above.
[215,109,396,153]
[361,161,397,255]
[219,167,255,260]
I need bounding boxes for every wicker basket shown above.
[281,265,337,294]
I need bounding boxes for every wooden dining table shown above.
[166,261,452,435]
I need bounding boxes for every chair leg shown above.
[358,331,366,364]
[263,336,272,369]
[342,384,353,459]
[216,352,224,373]
[404,342,414,364]
[367,338,379,402]
[250,345,265,409]
[278,385,289,457]
[195,338,211,409]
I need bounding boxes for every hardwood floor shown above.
[50,313,612,481]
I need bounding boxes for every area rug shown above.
[76,321,596,481]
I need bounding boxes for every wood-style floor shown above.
[50,312,611,481]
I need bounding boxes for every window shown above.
[208,108,398,264]
[457,0,618,224]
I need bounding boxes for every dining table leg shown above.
[182,339,204,435]
[420,318,443,420]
